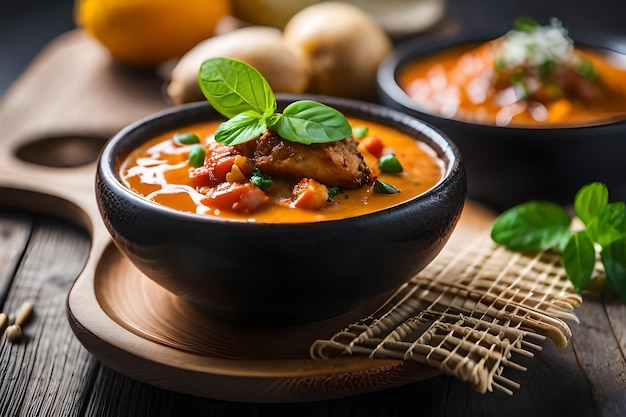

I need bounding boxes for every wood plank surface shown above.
[572,291,626,416]
[0,212,96,416]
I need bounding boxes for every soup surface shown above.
[400,41,626,127]
[119,117,443,223]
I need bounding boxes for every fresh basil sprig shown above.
[198,57,352,146]
[491,182,626,301]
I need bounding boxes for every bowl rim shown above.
[98,94,464,227]
[377,26,626,133]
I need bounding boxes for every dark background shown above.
[2,0,626,98]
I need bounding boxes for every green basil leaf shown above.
[490,201,571,251]
[601,238,626,301]
[275,100,352,144]
[214,112,267,145]
[563,231,596,292]
[574,182,608,226]
[601,202,626,232]
[373,179,400,194]
[594,202,626,247]
[199,57,276,119]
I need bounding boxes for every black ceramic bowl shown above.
[378,28,626,212]
[96,94,466,325]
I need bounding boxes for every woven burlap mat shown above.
[310,229,584,395]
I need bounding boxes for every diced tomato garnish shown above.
[358,135,384,159]
[200,182,269,213]
[189,143,254,188]
[189,157,234,187]
[210,156,237,182]
[189,164,212,187]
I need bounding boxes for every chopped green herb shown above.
[373,179,400,194]
[495,55,506,71]
[249,168,274,191]
[577,57,600,83]
[187,145,206,168]
[509,71,528,100]
[513,16,541,32]
[491,182,626,302]
[327,186,341,200]
[538,60,556,84]
[378,154,403,173]
[198,57,352,146]
[353,126,369,139]
[174,132,201,145]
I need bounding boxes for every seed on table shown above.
[0,312,7,333]
[15,301,34,326]
[5,324,23,343]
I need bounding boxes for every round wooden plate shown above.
[68,239,442,402]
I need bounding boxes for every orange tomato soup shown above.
[399,44,626,127]
[119,118,443,223]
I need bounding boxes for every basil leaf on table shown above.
[490,200,572,251]
[490,181,626,303]
[563,231,596,292]
[592,202,626,247]
[574,182,608,226]
[601,238,626,301]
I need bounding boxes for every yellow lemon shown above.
[75,0,231,67]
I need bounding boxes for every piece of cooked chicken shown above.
[233,130,373,188]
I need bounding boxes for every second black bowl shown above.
[378,28,626,212]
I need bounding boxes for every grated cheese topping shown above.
[498,18,576,70]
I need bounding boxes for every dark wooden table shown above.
[1,3,626,416]
[2,206,625,417]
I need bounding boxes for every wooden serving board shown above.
[0,30,496,402]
